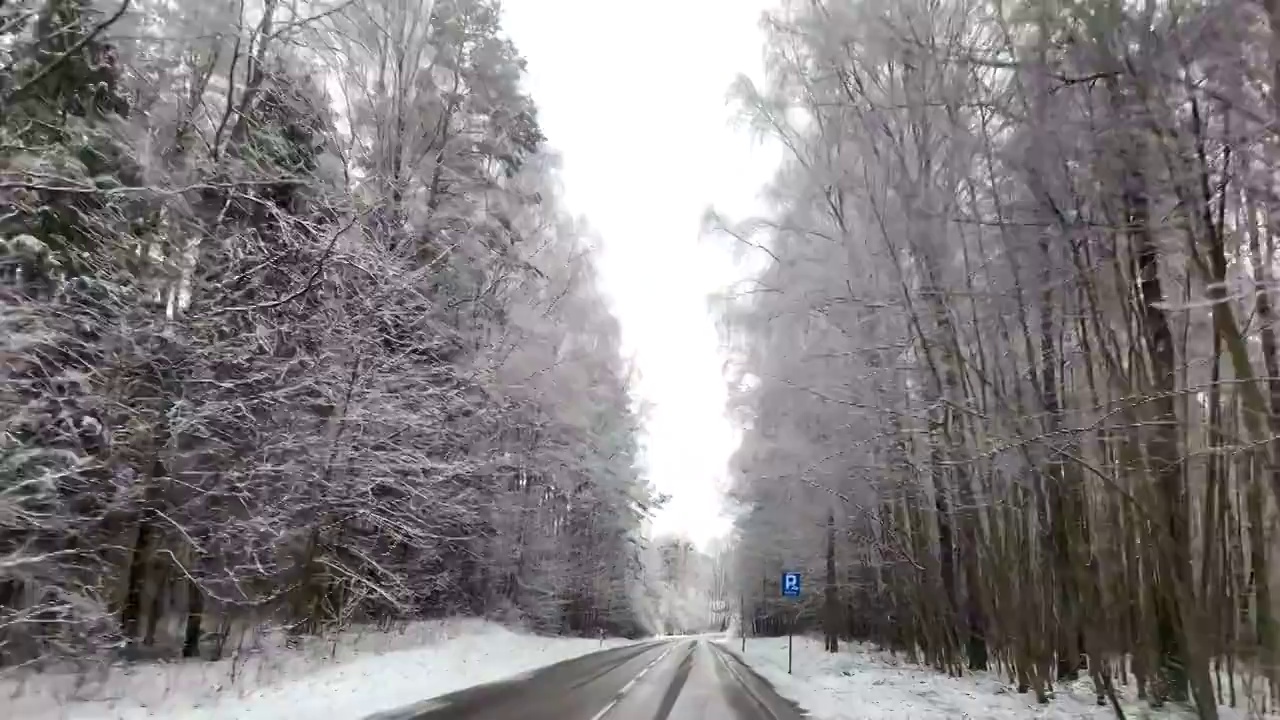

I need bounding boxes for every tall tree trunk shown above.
[825,509,839,653]
[1245,194,1277,687]
[1127,156,1189,704]
[182,577,204,658]
[119,517,151,645]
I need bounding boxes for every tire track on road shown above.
[651,642,697,720]
[568,642,667,691]
[587,640,686,720]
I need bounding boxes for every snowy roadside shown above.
[717,635,1270,720]
[6,619,637,720]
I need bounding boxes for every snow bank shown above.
[6,619,634,720]
[718,635,1271,719]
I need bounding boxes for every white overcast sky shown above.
[500,0,782,549]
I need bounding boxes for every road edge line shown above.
[707,641,782,720]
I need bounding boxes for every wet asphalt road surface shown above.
[363,637,807,720]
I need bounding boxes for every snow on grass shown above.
[718,635,1272,720]
[6,618,636,720]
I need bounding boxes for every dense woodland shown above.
[0,0,660,667]
[20,0,1280,716]
[719,0,1280,717]
[635,535,731,635]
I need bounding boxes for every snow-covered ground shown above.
[6,619,635,720]
[719,635,1273,719]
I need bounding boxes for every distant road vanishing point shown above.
[364,637,807,720]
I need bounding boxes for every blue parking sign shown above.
[782,572,801,597]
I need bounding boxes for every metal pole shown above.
[783,604,793,671]
[788,610,793,675]
[740,593,746,652]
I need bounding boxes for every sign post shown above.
[782,572,801,675]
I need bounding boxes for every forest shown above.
[0,0,660,668]
[717,0,1280,718]
[14,0,1280,716]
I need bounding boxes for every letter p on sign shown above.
[782,572,801,597]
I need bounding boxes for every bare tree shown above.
[715,0,1280,717]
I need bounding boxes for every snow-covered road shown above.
[367,638,806,720]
